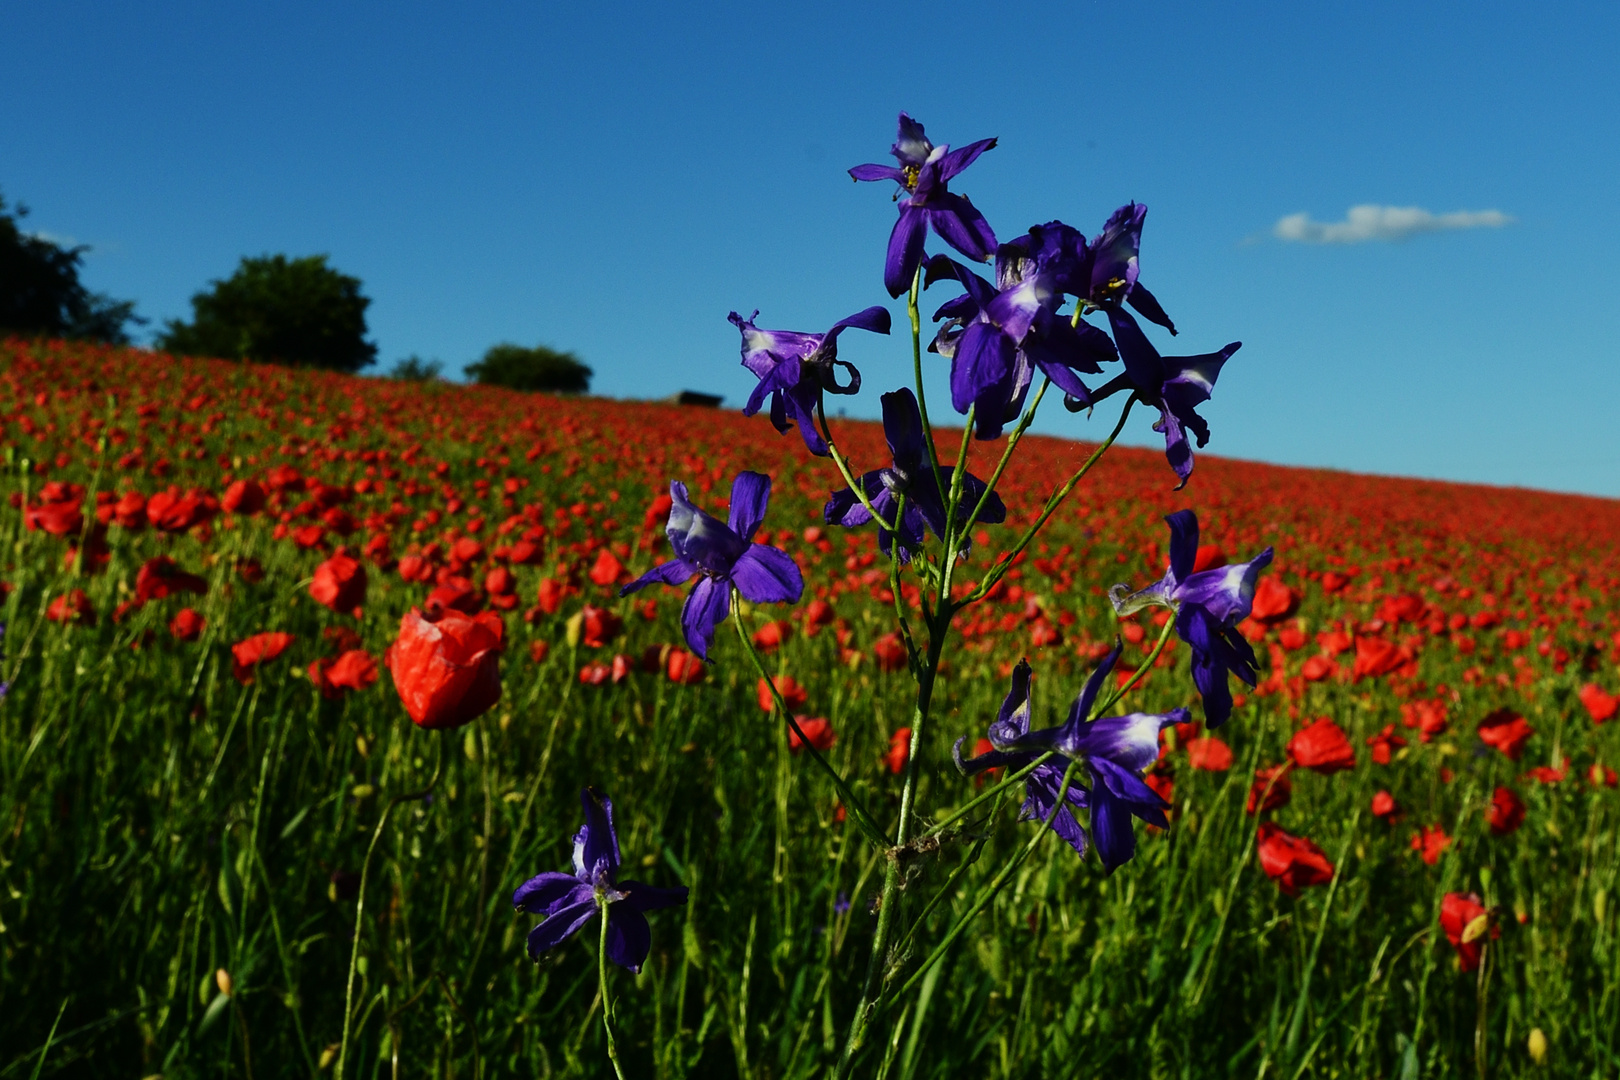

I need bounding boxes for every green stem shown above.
[816,399,899,534]
[731,598,889,848]
[599,903,628,1080]
[924,752,1057,840]
[335,733,445,1080]
[907,266,948,506]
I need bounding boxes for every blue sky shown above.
[5,1,1617,495]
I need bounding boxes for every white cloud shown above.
[1273,204,1514,244]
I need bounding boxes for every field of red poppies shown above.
[2,334,1618,1078]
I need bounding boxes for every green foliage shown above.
[388,354,444,381]
[157,254,377,372]
[0,190,142,344]
[465,342,592,394]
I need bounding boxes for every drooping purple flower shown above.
[850,113,999,298]
[1071,307,1238,488]
[1111,510,1273,728]
[732,307,891,457]
[621,471,803,660]
[823,387,1006,560]
[513,788,688,973]
[953,661,1090,857]
[925,224,1119,440]
[1084,203,1177,334]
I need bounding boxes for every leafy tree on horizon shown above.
[389,355,444,381]
[0,189,143,344]
[465,342,591,394]
[157,253,377,372]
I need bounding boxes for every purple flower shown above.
[1073,307,1239,488]
[513,788,688,973]
[731,307,890,457]
[1110,510,1273,728]
[823,387,1005,560]
[850,113,999,298]
[925,225,1118,440]
[621,471,803,660]
[1084,203,1177,334]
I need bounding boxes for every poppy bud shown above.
[386,608,501,730]
[310,554,367,617]
[1528,1028,1548,1065]
[215,968,233,996]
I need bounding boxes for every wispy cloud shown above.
[1273,204,1514,244]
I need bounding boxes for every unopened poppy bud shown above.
[319,1043,339,1069]
[1461,912,1491,944]
[564,610,583,649]
[464,728,479,762]
[1527,1027,1547,1064]
[355,736,371,758]
[215,968,233,996]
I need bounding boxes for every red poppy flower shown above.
[804,598,836,633]
[1579,683,1618,724]
[1411,824,1451,865]
[758,675,808,713]
[386,608,502,729]
[1478,709,1534,760]
[1370,789,1399,821]
[1029,618,1063,647]
[1401,698,1448,741]
[536,577,568,615]
[1246,764,1293,813]
[1487,786,1525,835]
[665,649,705,685]
[529,640,550,664]
[1144,771,1174,804]
[111,491,147,529]
[221,479,266,515]
[1365,723,1407,765]
[306,553,365,617]
[1249,577,1300,624]
[170,607,205,642]
[425,577,481,618]
[873,633,907,673]
[1439,892,1497,972]
[484,566,515,598]
[588,548,626,587]
[309,649,379,698]
[1277,624,1307,651]
[1301,655,1335,682]
[610,654,633,684]
[752,619,793,652]
[25,499,84,537]
[577,605,623,649]
[46,589,95,625]
[1352,636,1405,681]
[788,716,836,754]
[147,487,219,532]
[135,556,209,604]
[1186,736,1233,772]
[578,662,611,686]
[1287,717,1356,773]
[231,631,295,683]
[451,537,484,564]
[1589,763,1619,788]
[885,727,912,774]
[1256,822,1334,896]
[397,555,433,583]
[1525,764,1566,784]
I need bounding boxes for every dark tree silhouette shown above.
[465,343,591,394]
[0,190,142,344]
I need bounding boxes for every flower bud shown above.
[215,968,233,997]
[1527,1027,1547,1065]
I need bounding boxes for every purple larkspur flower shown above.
[513,788,688,973]
[1083,203,1177,334]
[850,113,998,298]
[621,471,803,660]
[731,307,890,457]
[823,387,1005,561]
[1110,510,1273,728]
[925,224,1119,439]
[956,650,1186,871]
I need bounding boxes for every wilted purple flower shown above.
[621,471,802,659]
[731,307,891,457]
[956,650,1185,870]
[1083,203,1177,334]
[1072,308,1239,487]
[513,788,688,973]
[850,113,998,298]
[1111,510,1272,728]
[925,225,1119,440]
[823,387,1005,560]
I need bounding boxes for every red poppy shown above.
[1246,764,1292,814]
[1144,771,1174,805]
[1401,698,1448,741]
[885,727,912,774]
[1478,709,1534,760]
[666,649,705,685]
[752,619,793,652]
[1029,618,1063,647]
[386,608,502,729]
[425,577,481,618]
[451,537,485,564]
[46,589,95,625]
[1352,636,1406,681]
[484,565,515,597]
[1186,736,1233,772]
[221,479,266,515]
[1277,624,1307,651]
[873,633,907,673]
[169,607,205,642]
[1589,763,1619,788]
[1579,683,1618,724]
[1525,764,1566,784]
[1487,786,1525,835]
[578,605,623,649]
[397,555,433,583]
[536,577,568,615]
[804,598,836,633]
[579,662,611,686]
[1301,655,1335,682]
[1411,824,1451,865]
[1439,892,1497,972]
[307,553,366,617]
[610,654,633,684]
[758,675,808,713]
[146,487,219,532]
[231,631,296,683]
[1256,822,1334,896]
[1370,790,1399,821]
[135,556,209,604]
[588,549,626,586]
[309,649,379,698]
[111,491,147,529]
[788,716,836,753]
[25,499,84,537]
[1249,578,1299,624]
[1287,717,1356,773]
[1365,723,1407,765]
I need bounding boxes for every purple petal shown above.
[927,195,997,262]
[879,388,927,472]
[827,306,892,337]
[952,735,1031,776]
[730,545,804,605]
[603,906,653,973]
[1072,641,1124,723]
[988,660,1034,746]
[1126,282,1176,335]
[727,471,772,541]
[949,322,1016,416]
[1104,306,1166,395]
[619,558,698,597]
[512,872,589,914]
[885,204,929,299]
[1177,548,1275,625]
[525,898,598,958]
[1071,711,1187,774]
[1155,404,1194,489]
[680,576,730,660]
[1089,203,1146,300]
[849,163,906,184]
[892,113,933,165]
[1164,510,1199,584]
[824,475,882,528]
[937,136,997,180]
[574,788,621,881]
